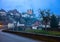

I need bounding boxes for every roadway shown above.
[0,30,43,42]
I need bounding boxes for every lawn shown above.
[25,29,60,36]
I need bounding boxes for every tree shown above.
[50,14,59,30]
[39,9,51,30]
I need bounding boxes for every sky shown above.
[0,0,60,15]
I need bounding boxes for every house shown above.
[8,23,15,29]
[32,20,41,29]
[0,9,6,16]
[0,9,8,25]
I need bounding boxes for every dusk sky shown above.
[0,0,60,15]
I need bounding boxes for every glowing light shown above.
[0,25,3,28]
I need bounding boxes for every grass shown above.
[25,29,60,36]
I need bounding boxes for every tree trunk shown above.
[45,23,47,31]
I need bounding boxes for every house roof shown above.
[0,9,6,12]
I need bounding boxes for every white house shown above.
[8,23,15,28]
[32,26,38,29]
[17,22,25,27]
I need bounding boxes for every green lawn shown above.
[25,29,60,36]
